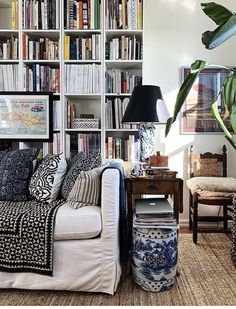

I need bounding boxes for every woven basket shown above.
[73,118,99,129]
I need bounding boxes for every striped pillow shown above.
[67,166,105,209]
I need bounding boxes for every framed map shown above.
[181,67,232,134]
[0,92,53,141]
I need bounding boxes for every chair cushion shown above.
[186,176,236,197]
[54,202,101,240]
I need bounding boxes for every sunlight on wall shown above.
[179,0,196,12]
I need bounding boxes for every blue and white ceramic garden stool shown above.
[132,227,178,292]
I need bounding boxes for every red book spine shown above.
[87,0,90,29]
[22,33,26,60]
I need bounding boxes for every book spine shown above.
[12,0,16,29]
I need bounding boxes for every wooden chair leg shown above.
[189,193,193,230]
[193,194,198,244]
[223,206,228,231]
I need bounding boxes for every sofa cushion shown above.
[54,202,101,240]
[0,148,39,201]
[61,151,102,200]
[29,154,67,203]
[67,165,106,209]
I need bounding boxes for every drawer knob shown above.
[146,185,157,191]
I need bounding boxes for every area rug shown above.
[0,233,235,306]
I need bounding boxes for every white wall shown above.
[143,0,236,224]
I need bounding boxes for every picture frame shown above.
[181,67,232,134]
[0,92,53,141]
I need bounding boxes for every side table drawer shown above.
[132,181,174,194]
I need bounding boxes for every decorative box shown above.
[132,227,178,292]
[73,118,99,129]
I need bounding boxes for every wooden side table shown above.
[125,176,183,244]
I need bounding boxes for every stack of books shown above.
[133,198,179,229]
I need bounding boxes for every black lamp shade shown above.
[122,85,168,124]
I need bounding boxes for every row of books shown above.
[42,132,61,157]
[64,0,101,30]
[12,0,19,30]
[23,64,60,92]
[105,0,143,30]
[22,0,60,30]
[106,135,140,162]
[105,97,137,129]
[65,64,101,93]
[0,65,19,91]
[105,35,142,60]
[64,34,101,60]
[22,34,59,60]
[105,69,142,93]
[65,132,101,158]
[0,36,18,60]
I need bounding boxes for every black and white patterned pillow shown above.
[0,148,39,201]
[61,151,102,200]
[67,165,106,209]
[29,154,67,203]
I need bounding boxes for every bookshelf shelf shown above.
[65,94,101,99]
[23,60,60,64]
[64,29,101,34]
[0,60,19,63]
[105,60,143,69]
[0,30,19,34]
[105,93,132,97]
[106,129,138,132]
[65,129,102,132]
[64,60,101,64]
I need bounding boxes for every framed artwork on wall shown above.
[181,67,232,134]
[0,92,53,141]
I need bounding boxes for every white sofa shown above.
[0,167,122,295]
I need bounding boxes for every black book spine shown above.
[38,0,42,29]
[52,0,56,29]
[64,0,67,29]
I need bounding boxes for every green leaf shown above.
[201,2,233,25]
[230,104,236,133]
[202,14,236,49]
[223,72,236,118]
[165,60,208,137]
[211,101,236,149]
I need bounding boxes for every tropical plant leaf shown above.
[201,2,233,25]
[230,104,236,133]
[211,101,236,149]
[223,72,236,118]
[202,14,236,49]
[165,60,208,137]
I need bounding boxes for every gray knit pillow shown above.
[61,151,101,200]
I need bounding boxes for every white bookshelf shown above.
[0,0,143,161]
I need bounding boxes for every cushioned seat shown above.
[54,203,101,240]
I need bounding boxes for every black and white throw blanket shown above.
[0,199,63,276]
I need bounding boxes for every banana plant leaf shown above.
[211,102,236,150]
[165,60,208,137]
[201,2,236,49]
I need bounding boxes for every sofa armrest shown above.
[100,168,120,240]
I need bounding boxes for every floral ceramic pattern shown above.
[132,227,178,292]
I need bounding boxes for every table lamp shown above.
[122,85,169,162]
[122,85,169,124]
